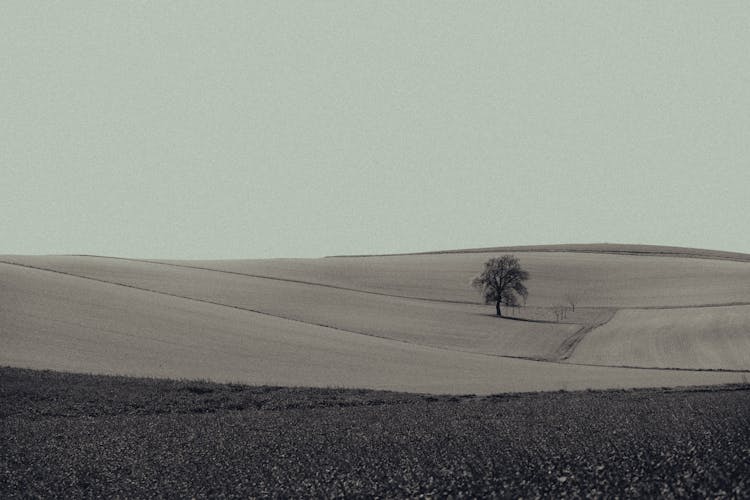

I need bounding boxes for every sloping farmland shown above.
[0,255,579,360]
[161,249,750,307]
[0,261,743,394]
[568,306,750,370]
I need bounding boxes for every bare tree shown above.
[471,255,529,317]
[552,305,568,322]
[564,292,579,312]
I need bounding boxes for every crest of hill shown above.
[330,243,750,262]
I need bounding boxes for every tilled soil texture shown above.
[2,367,749,498]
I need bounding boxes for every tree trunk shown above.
[495,300,502,317]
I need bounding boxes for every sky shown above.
[2,2,749,259]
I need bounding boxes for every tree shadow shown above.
[479,313,560,324]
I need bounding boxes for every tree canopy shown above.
[471,255,529,317]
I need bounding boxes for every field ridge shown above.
[68,254,478,305]
[330,243,750,262]
[0,260,448,351]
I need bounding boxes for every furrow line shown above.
[0,260,531,363]
[68,256,750,311]
[70,254,478,305]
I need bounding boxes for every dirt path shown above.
[546,308,618,361]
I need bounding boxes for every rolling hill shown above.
[1,244,748,394]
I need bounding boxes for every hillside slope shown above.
[2,245,749,391]
[161,249,750,307]
[569,306,750,370]
[2,261,742,394]
[1,255,578,360]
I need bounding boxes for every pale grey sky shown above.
[2,2,749,258]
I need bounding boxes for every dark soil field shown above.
[2,367,748,498]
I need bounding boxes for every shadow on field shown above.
[479,313,565,325]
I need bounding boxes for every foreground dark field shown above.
[1,368,749,498]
